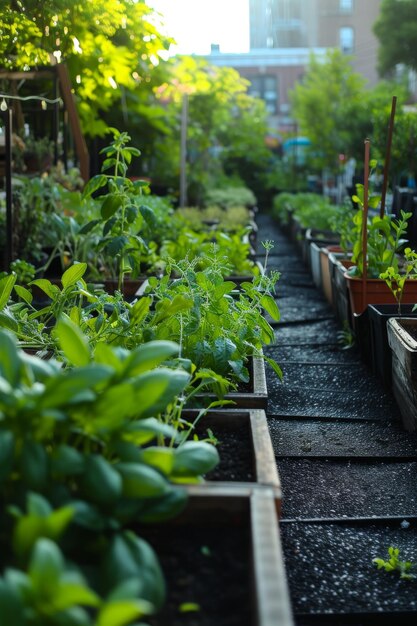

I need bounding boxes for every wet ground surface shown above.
[257,212,417,624]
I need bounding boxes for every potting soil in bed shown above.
[281,520,417,615]
[144,524,252,626]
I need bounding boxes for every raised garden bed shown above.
[195,356,268,409]
[281,518,417,620]
[182,409,281,513]
[387,317,417,431]
[278,459,417,519]
[142,490,294,626]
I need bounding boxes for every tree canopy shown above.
[373,0,417,76]
[0,0,173,135]
[290,49,368,172]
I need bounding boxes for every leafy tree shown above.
[154,56,271,203]
[374,0,417,76]
[290,49,368,173]
[0,0,173,136]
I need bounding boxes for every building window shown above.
[340,0,353,13]
[340,26,354,53]
[247,75,278,114]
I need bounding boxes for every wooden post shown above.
[55,63,90,182]
[180,93,188,208]
[4,106,13,269]
[362,139,370,312]
[380,95,397,218]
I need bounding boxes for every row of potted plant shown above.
[272,188,417,432]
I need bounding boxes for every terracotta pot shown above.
[345,274,417,318]
[387,317,417,431]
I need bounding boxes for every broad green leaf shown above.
[138,447,175,476]
[82,174,108,199]
[29,279,60,299]
[55,316,90,367]
[0,310,19,332]
[260,294,280,321]
[29,539,64,595]
[172,441,219,477]
[53,583,100,611]
[97,599,152,626]
[129,297,152,325]
[82,456,122,506]
[123,341,179,377]
[14,284,33,304]
[20,441,48,490]
[117,463,169,498]
[103,532,165,609]
[0,581,25,626]
[51,445,85,477]
[0,274,16,310]
[101,195,123,220]
[0,430,14,482]
[264,356,283,380]
[41,366,113,408]
[0,330,21,386]
[61,263,87,289]
[135,488,188,523]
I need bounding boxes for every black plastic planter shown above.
[368,304,417,388]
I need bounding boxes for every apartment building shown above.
[207,0,382,131]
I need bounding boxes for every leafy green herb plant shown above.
[373,546,416,581]
[81,129,153,291]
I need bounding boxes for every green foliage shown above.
[81,129,153,289]
[348,207,411,278]
[290,49,368,172]
[374,0,417,75]
[373,546,417,581]
[0,0,173,137]
[380,246,417,314]
[203,187,256,209]
[272,192,343,231]
[154,56,270,202]
[0,326,222,623]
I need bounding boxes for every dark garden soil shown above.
[269,419,417,458]
[266,386,402,420]
[278,459,417,519]
[197,420,255,482]
[281,520,417,616]
[271,295,333,324]
[273,318,343,345]
[266,345,360,364]
[275,362,384,394]
[144,523,252,626]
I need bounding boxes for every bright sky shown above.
[147,0,250,55]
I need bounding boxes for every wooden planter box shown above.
[182,408,281,514]
[195,356,268,409]
[387,317,417,431]
[329,254,353,325]
[141,490,294,626]
[306,228,340,276]
[319,245,344,307]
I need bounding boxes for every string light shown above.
[0,94,62,105]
